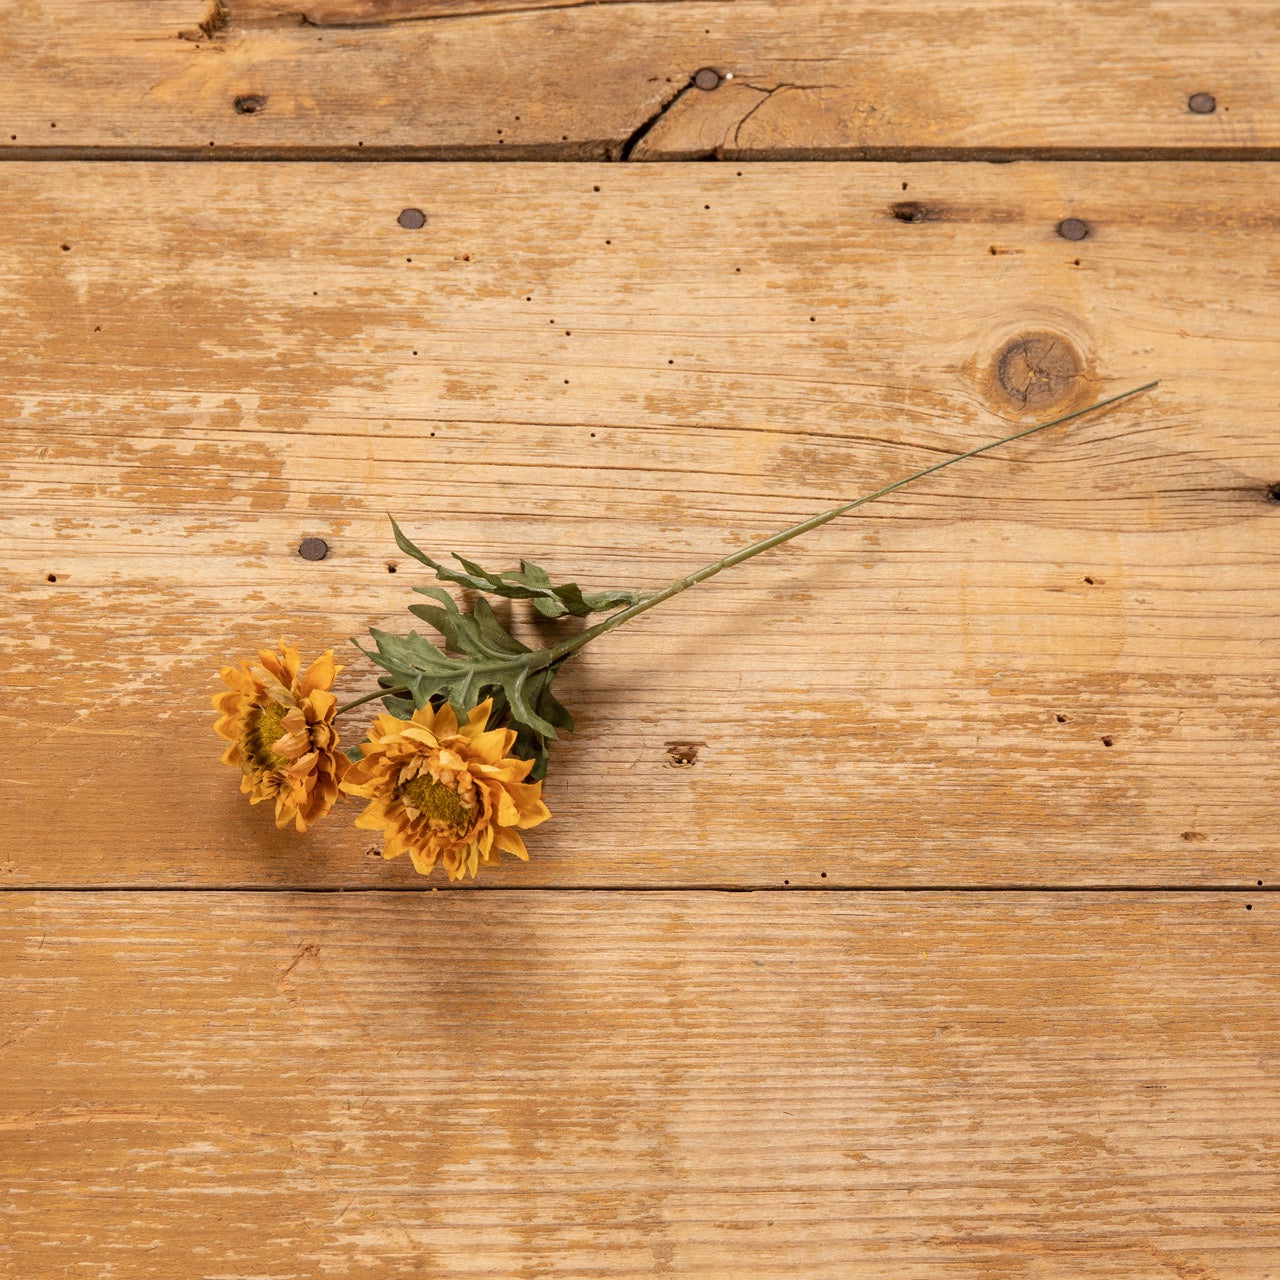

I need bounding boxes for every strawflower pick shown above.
[216,382,1157,878]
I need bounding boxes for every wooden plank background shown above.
[4,162,1278,889]
[1,2,1277,1275]
[3,893,1278,1278]
[2,2,1279,158]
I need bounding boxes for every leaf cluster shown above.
[355,521,646,780]
[392,517,646,619]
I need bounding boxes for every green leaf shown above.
[390,515,648,619]
[360,587,574,783]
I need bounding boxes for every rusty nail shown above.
[1188,92,1217,114]
[1057,217,1089,242]
[693,68,722,91]
[234,95,266,115]
[298,537,329,561]
[398,207,426,230]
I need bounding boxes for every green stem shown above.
[548,382,1158,661]
[335,684,410,717]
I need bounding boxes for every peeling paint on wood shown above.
[2,162,1278,889]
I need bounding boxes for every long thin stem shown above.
[548,381,1158,661]
[335,684,410,717]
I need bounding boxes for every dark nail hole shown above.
[783,879,790,886]
[1246,903,1253,910]
[891,201,930,223]
[1101,736,1114,747]
[46,573,57,583]
[592,185,600,192]
[234,94,266,115]
[989,246,998,255]
[1084,576,1095,584]
[60,243,70,252]
[397,207,426,230]
[1055,714,1068,723]
[298,537,329,562]
[1258,880,1264,886]
[693,67,722,91]
[1057,218,1089,241]
[1267,483,1280,503]
[386,563,397,573]
[1188,92,1217,114]
[820,872,827,879]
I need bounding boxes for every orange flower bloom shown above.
[340,698,550,880]
[213,640,348,832]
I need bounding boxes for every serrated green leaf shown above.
[391,515,647,619]
[470,596,532,657]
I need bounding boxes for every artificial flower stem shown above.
[335,685,411,717]
[548,381,1158,662]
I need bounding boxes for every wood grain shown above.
[0,2,1277,157]
[3,161,1278,889]
[1,891,1275,1278]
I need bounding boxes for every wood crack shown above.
[199,0,709,33]
[731,83,836,150]
[618,78,696,161]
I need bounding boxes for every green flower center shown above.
[248,701,290,770]
[401,775,472,829]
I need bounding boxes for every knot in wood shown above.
[992,332,1084,413]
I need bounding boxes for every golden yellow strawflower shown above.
[340,697,550,880]
[213,640,348,832]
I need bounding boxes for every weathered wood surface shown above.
[0,1,1276,158]
[1,892,1275,1278]
[4,161,1278,888]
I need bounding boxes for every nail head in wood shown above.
[233,95,266,115]
[1057,218,1089,242]
[397,208,427,230]
[1188,92,1217,114]
[298,537,330,562]
[693,68,722,91]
